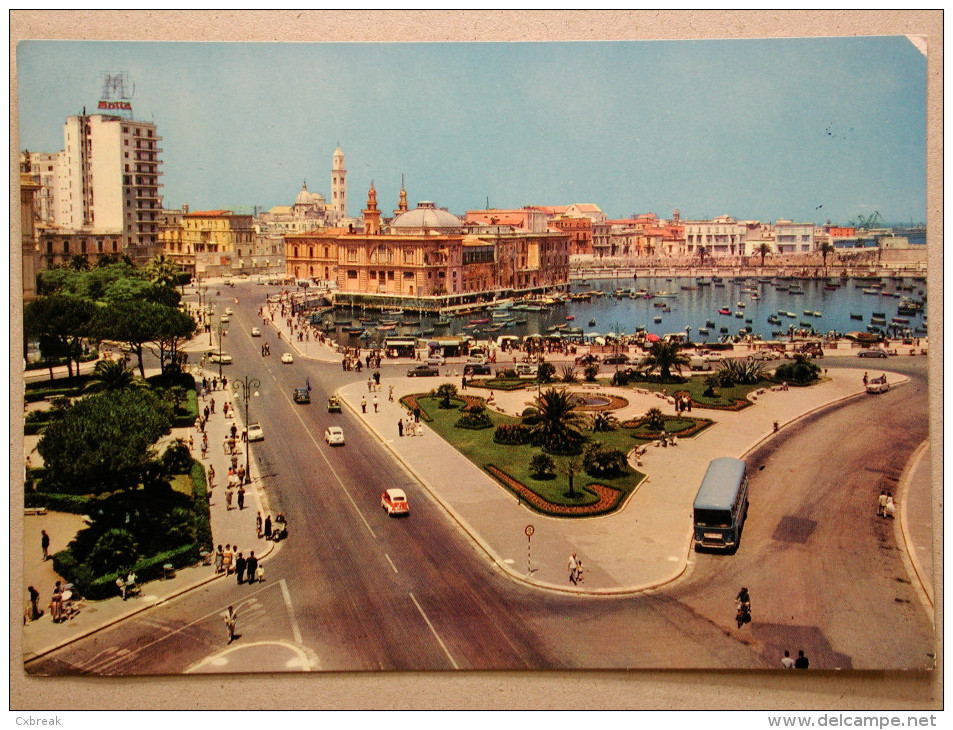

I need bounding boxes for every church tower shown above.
[331,146,347,221]
[363,181,381,235]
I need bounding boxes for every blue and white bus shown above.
[692,457,749,553]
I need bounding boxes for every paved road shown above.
[23,283,934,674]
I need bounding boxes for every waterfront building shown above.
[285,186,570,299]
[774,220,816,255]
[683,215,748,258]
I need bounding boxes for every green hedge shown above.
[25,491,96,513]
[84,543,198,600]
[190,460,212,552]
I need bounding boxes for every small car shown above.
[407,364,439,377]
[381,488,409,516]
[466,354,488,365]
[281,352,294,364]
[602,354,631,365]
[327,395,342,413]
[514,363,538,376]
[324,426,345,445]
[220,315,230,323]
[208,352,233,364]
[858,348,888,358]
[225,308,234,316]
[251,327,262,337]
[293,387,310,404]
[246,423,264,442]
[464,362,491,376]
[866,376,890,394]
[575,353,600,365]
[426,355,447,366]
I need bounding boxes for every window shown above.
[347,270,357,279]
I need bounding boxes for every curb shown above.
[895,439,934,618]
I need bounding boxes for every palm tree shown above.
[819,241,835,273]
[758,243,771,268]
[591,412,619,432]
[68,254,90,271]
[522,387,590,454]
[697,245,709,266]
[84,358,146,393]
[641,340,690,382]
[147,254,180,289]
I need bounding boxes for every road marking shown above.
[279,578,303,645]
[384,553,399,574]
[409,591,459,670]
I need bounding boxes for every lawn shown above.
[412,395,648,513]
[618,374,772,409]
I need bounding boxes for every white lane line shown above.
[409,591,459,670]
[279,578,303,645]
[384,553,399,574]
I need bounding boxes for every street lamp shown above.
[216,320,226,378]
[232,375,260,484]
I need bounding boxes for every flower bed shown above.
[401,393,487,422]
[621,416,714,440]
[486,464,624,517]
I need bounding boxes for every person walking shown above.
[885,492,896,519]
[361,397,367,413]
[373,395,379,413]
[388,385,394,402]
[398,419,404,437]
[41,530,50,561]
[246,552,258,584]
[27,586,42,621]
[264,514,272,540]
[237,485,245,511]
[781,650,795,669]
[225,487,234,511]
[214,545,224,574]
[256,512,263,538]
[235,553,246,584]
[224,605,237,643]
[878,490,888,517]
[568,554,579,585]
[222,544,234,575]
[575,558,584,583]
[863,371,869,387]
[794,650,810,669]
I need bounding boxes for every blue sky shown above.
[16,37,926,225]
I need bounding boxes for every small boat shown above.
[789,287,805,295]
[359,318,378,326]
[767,315,781,325]
[850,313,864,320]
[565,315,575,321]
[705,320,716,328]
[783,312,797,318]
[718,308,732,315]
[436,317,452,326]
[891,317,910,324]
[699,327,710,335]
[469,317,490,325]
[813,311,822,317]
[799,321,813,327]
[343,326,365,335]
[714,282,726,288]
[744,318,753,324]
[376,324,397,332]
[654,316,662,323]
[654,291,678,298]
[737,301,746,308]
[719,326,729,334]
[734,312,744,318]
[588,319,596,327]
[681,285,698,291]
[863,288,880,295]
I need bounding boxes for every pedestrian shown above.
[264,514,272,540]
[237,485,245,510]
[367,377,373,392]
[204,405,210,422]
[885,492,896,519]
[224,605,237,643]
[568,553,579,585]
[201,442,208,459]
[237,465,246,484]
[230,423,238,439]
[373,395,379,413]
[214,545,224,574]
[235,552,246,584]
[781,650,795,669]
[41,530,50,561]
[27,586,42,621]
[878,490,888,517]
[361,397,367,413]
[575,558,584,583]
[398,419,404,437]
[210,397,216,414]
[208,464,215,487]
[212,377,218,391]
[225,487,234,510]
[388,385,394,402]
[256,512,263,538]
[246,551,258,584]
[863,371,869,386]
[223,544,234,575]
[414,407,421,423]
[50,582,63,623]
[222,377,228,390]
[794,650,809,669]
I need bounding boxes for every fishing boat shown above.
[737,301,746,308]
[718,308,732,315]
[699,327,710,335]
[783,311,797,318]
[588,319,596,327]
[653,316,662,323]
[891,317,910,325]
[376,324,397,332]
[719,327,729,334]
[849,313,864,320]
[862,288,880,295]
[705,319,716,328]
[654,291,678,298]
[734,312,744,318]
[469,317,490,325]
[343,326,365,335]
[566,315,575,321]
[767,315,781,325]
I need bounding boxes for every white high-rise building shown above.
[53,113,163,263]
[331,146,347,221]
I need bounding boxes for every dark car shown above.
[858,348,888,358]
[575,353,600,365]
[602,354,631,365]
[293,387,310,404]
[463,362,491,376]
[407,364,439,377]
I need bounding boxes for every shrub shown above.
[191,460,212,551]
[583,364,599,382]
[160,440,193,475]
[455,405,492,429]
[774,356,821,384]
[560,365,578,383]
[529,453,556,479]
[493,424,532,445]
[495,368,518,379]
[645,407,665,431]
[86,528,139,575]
[582,443,628,478]
[436,383,459,409]
[591,412,619,432]
[537,362,556,383]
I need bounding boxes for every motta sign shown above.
[98,71,134,112]
[98,100,132,110]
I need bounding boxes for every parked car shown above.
[251,326,262,337]
[246,423,264,442]
[858,348,888,358]
[208,352,233,364]
[466,354,488,365]
[381,488,410,516]
[281,352,294,364]
[514,363,538,376]
[225,308,234,316]
[293,387,310,404]
[575,353,600,365]
[602,354,631,365]
[464,362,491,376]
[866,376,890,394]
[426,355,447,366]
[324,426,345,446]
[407,364,439,377]
[220,315,230,323]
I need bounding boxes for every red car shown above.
[381,488,409,516]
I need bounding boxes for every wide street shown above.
[23,281,935,675]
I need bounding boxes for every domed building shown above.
[389,201,463,236]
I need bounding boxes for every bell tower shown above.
[393,174,408,217]
[331,146,347,221]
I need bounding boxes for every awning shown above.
[645,333,660,342]
[384,338,417,346]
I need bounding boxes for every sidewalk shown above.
[21,357,278,663]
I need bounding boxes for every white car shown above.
[220,314,230,323]
[381,488,409,516]
[225,308,234,316]
[426,355,446,366]
[866,376,890,394]
[246,423,264,442]
[208,352,233,364]
[251,326,262,337]
[281,352,294,364]
[324,426,345,446]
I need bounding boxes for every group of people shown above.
[877,490,897,519]
[567,553,585,585]
[397,415,424,438]
[214,544,263,584]
[780,649,810,669]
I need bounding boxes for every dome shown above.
[294,183,313,206]
[390,201,462,233]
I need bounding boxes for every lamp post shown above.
[232,376,260,484]
[216,320,226,378]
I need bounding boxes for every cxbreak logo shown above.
[98,71,134,111]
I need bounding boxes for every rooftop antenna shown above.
[486,196,490,210]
